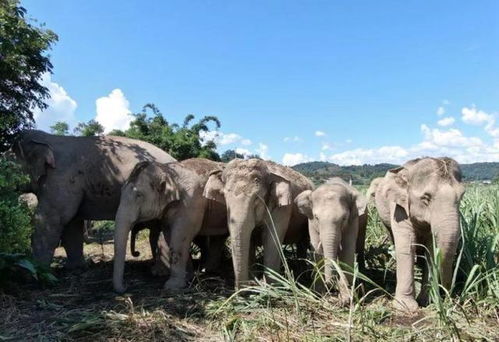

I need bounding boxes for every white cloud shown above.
[461,106,494,126]
[283,136,302,142]
[328,146,409,165]
[235,148,252,156]
[95,89,133,133]
[315,130,326,137]
[282,153,311,166]
[420,124,482,148]
[321,142,332,151]
[33,73,78,131]
[437,116,455,127]
[436,106,446,116]
[256,143,269,159]
[200,131,252,146]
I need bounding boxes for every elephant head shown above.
[203,159,292,289]
[295,178,363,303]
[11,133,56,193]
[113,161,180,293]
[383,157,465,293]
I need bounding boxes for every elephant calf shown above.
[374,157,465,311]
[295,177,367,305]
[113,158,227,293]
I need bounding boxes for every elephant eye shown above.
[420,193,431,205]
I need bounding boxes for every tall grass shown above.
[208,184,499,340]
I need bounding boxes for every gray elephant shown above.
[374,157,465,311]
[295,177,367,305]
[203,158,313,290]
[113,158,228,293]
[11,130,175,268]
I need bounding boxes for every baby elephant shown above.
[295,177,367,305]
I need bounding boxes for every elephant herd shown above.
[11,130,465,312]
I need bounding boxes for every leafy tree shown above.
[118,104,221,161]
[221,149,244,162]
[74,119,104,137]
[0,0,58,150]
[49,121,69,136]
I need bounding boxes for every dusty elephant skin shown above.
[11,130,175,268]
[295,177,367,305]
[203,158,313,290]
[374,157,465,312]
[113,158,228,293]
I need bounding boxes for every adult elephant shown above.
[295,177,367,305]
[203,158,313,290]
[11,130,175,268]
[374,157,465,311]
[113,158,228,293]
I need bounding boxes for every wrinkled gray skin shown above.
[203,159,313,290]
[295,177,367,305]
[374,157,465,311]
[113,158,227,293]
[12,130,175,268]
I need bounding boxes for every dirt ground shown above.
[0,238,232,341]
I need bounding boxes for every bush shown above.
[0,157,32,254]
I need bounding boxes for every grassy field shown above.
[1,185,498,341]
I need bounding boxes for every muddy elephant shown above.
[113,158,228,293]
[374,157,464,311]
[203,159,313,290]
[295,177,367,305]
[11,130,175,268]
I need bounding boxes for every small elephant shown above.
[374,157,465,311]
[113,158,227,293]
[203,158,313,290]
[295,177,367,305]
[11,130,175,268]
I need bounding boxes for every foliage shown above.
[50,121,69,136]
[0,0,58,151]
[0,253,57,286]
[0,157,32,254]
[74,119,104,137]
[221,149,244,162]
[111,104,221,161]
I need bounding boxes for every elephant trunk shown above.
[229,212,255,290]
[113,206,135,293]
[431,209,461,290]
[321,220,342,284]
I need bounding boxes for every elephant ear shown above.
[203,170,225,204]
[160,172,181,204]
[21,140,56,183]
[355,193,368,216]
[385,167,410,215]
[268,173,292,207]
[294,190,313,219]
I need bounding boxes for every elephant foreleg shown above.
[262,207,291,283]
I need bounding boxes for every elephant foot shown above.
[64,258,87,271]
[393,295,419,312]
[114,283,127,294]
[338,293,351,307]
[151,262,170,277]
[416,291,429,307]
[163,277,187,290]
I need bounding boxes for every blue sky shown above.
[25,1,499,165]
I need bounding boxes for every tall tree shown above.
[0,0,58,150]
[74,120,104,137]
[50,121,69,136]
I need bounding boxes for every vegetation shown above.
[49,121,69,136]
[73,119,105,137]
[0,0,58,151]
[1,184,497,340]
[294,161,499,185]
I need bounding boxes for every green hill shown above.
[292,161,499,185]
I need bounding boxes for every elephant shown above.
[11,130,175,268]
[295,177,367,305]
[113,158,228,293]
[374,157,465,311]
[203,158,313,290]
[366,177,384,201]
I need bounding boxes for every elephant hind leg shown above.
[61,217,86,269]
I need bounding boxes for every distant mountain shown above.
[292,161,499,185]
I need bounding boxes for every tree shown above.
[50,121,69,136]
[118,104,221,161]
[221,149,244,162]
[0,0,58,150]
[74,120,104,136]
